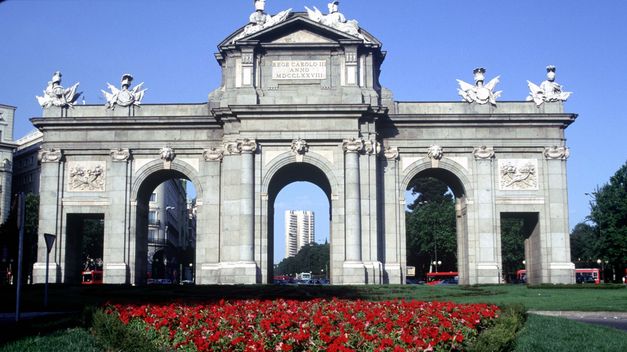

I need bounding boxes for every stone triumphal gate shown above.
[32,5,576,285]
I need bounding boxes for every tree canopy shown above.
[405,177,457,278]
[569,222,599,267]
[275,242,329,277]
[587,161,627,279]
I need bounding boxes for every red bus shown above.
[515,269,527,283]
[516,268,600,284]
[426,271,458,285]
[81,270,103,285]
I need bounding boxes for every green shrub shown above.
[469,304,527,352]
[91,309,160,352]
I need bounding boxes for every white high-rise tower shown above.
[284,210,315,258]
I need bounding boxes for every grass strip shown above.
[514,314,627,352]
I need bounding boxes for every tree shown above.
[569,222,598,267]
[588,161,627,281]
[275,242,329,277]
[405,177,457,278]
[0,193,39,285]
[500,217,526,280]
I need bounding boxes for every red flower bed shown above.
[106,299,498,351]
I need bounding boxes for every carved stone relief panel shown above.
[67,161,106,192]
[498,159,538,191]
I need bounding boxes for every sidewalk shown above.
[529,311,627,331]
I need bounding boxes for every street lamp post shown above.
[432,260,442,273]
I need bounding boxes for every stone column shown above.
[342,138,366,284]
[239,139,257,262]
[472,146,498,284]
[343,138,362,261]
[542,146,575,283]
[382,147,402,284]
[104,149,132,284]
[197,147,223,284]
[32,148,63,283]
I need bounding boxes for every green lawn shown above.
[0,328,101,352]
[515,314,627,352]
[360,284,627,311]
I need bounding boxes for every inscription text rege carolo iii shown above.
[272,60,326,80]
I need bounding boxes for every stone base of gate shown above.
[32,262,60,284]
[384,263,403,284]
[548,262,575,284]
[342,261,367,285]
[364,261,383,284]
[104,263,128,284]
[476,263,501,284]
[198,261,257,284]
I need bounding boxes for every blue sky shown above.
[1,1,626,263]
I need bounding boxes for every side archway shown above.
[129,159,203,285]
[401,158,472,284]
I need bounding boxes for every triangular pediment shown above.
[271,29,334,44]
[220,13,379,47]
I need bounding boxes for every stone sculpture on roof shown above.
[457,67,502,106]
[305,1,364,40]
[102,74,147,109]
[527,65,572,106]
[36,71,82,108]
[232,0,292,42]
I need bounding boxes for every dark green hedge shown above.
[469,304,527,352]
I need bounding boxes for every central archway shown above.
[263,161,333,283]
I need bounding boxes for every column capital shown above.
[342,138,364,153]
[110,148,131,162]
[473,146,495,160]
[39,148,63,163]
[383,146,399,160]
[203,147,224,162]
[363,140,380,155]
[544,146,570,160]
[239,138,258,154]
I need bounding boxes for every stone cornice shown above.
[213,104,386,120]
[31,115,221,131]
[385,113,577,128]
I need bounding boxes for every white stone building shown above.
[284,210,315,258]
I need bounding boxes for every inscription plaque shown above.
[272,60,326,80]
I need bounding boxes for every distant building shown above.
[0,105,15,222]
[284,210,315,258]
[146,179,189,283]
[12,129,43,196]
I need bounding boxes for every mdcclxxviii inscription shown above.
[272,60,327,80]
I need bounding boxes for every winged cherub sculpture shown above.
[102,74,146,109]
[305,1,364,40]
[527,65,572,106]
[457,68,502,106]
[36,71,82,108]
[232,0,292,42]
